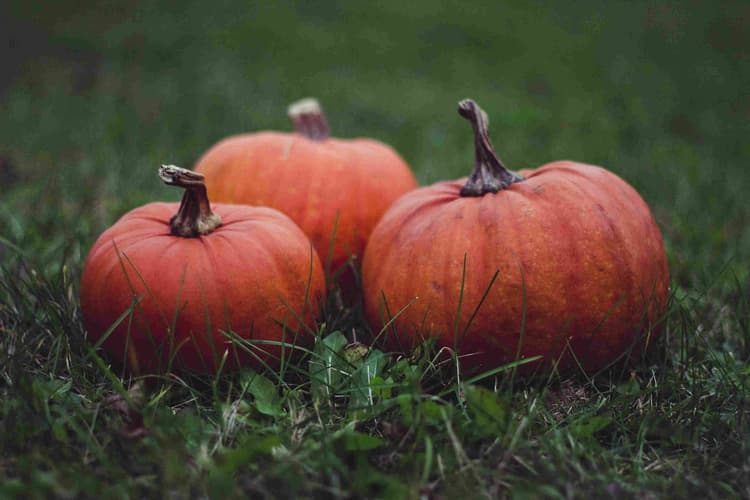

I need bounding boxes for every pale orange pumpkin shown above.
[80,166,325,374]
[362,99,669,374]
[194,99,418,284]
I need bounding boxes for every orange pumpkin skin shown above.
[362,102,669,375]
[194,101,417,280]
[80,196,325,374]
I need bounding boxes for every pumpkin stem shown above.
[288,98,330,141]
[159,165,222,237]
[458,99,523,197]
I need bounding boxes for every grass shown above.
[1,0,749,497]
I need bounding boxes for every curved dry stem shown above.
[288,98,330,141]
[159,165,222,237]
[458,99,523,197]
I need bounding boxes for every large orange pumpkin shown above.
[80,166,325,374]
[194,98,418,284]
[362,99,669,375]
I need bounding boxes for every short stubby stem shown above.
[458,99,523,197]
[159,165,222,237]
[288,98,330,141]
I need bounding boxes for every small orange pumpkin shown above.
[194,99,418,283]
[362,99,669,375]
[80,166,325,374]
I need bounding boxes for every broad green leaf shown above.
[399,396,452,427]
[422,399,450,426]
[370,376,392,399]
[310,331,348,401]
[349,349,386,410]
[241,371,282,417]
[569,415,612,439]
[463,385,508,437]
[343,431,384,451]
[616,379,641,397]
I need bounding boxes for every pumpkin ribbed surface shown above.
[194,100,417,281]
[81,201,324,374]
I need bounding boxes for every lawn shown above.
[1,0,749,497]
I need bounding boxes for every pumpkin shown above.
[80,165,325,374]
[362,99,669,374]
[194,98,418,285]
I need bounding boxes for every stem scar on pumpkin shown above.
[159,164,222,237]
[458,99,524,197]
[288,98,330,141]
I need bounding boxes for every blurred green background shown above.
[1,0,749,288]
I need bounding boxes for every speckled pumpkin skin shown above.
[194,132,417,280]
[80,203,325,374]
[362,161,669,374]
